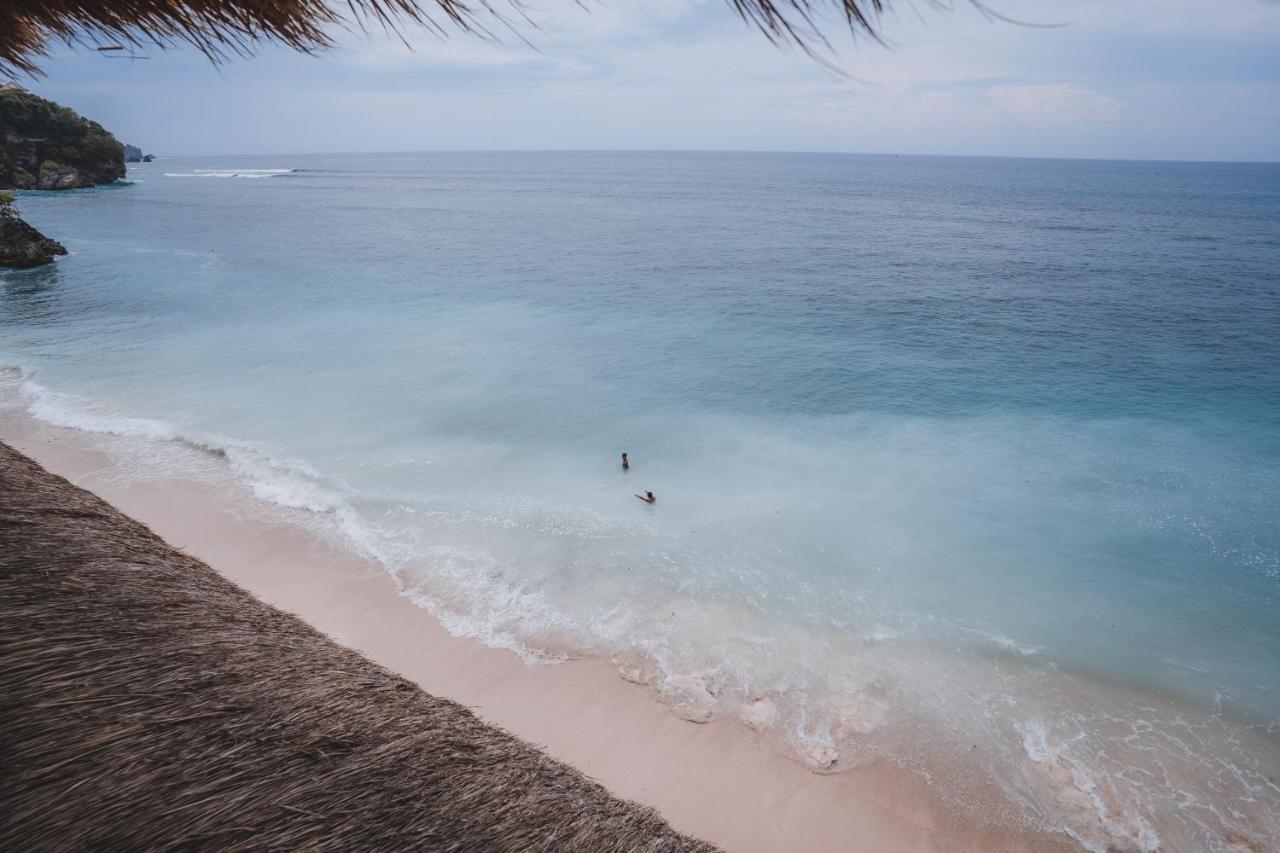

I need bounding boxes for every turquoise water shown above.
[3,152,1279,850]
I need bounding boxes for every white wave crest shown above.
[8,370,388,564]
[964,626,1045,657]
[164,169,294,179]
[23,379,182,441]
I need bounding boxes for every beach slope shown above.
[0,440,715,852]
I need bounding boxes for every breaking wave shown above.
[163,169,296,179]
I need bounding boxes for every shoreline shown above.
[0,438,713,851]
[1,413,1075,851]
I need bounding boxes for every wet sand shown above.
[2,418,1074,853]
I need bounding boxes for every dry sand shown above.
[2,419,1075,853]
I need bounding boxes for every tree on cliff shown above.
[0,0,902,76]
[0,87,126,189]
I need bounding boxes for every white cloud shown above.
[31,0,1279,160]
[986,82,1128,124]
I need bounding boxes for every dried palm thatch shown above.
[0,0,902,76]
[0,440,719,852]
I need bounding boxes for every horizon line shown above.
[132,148,1280,166]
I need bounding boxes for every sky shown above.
[13,0,1280,161]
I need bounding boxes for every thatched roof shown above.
[0,440,718,852]
[1,0,891,75]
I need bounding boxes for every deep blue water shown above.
[3,152,1278,850]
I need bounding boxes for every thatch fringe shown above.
[0,0,898,76]
[0,440,718,852]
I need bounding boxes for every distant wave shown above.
[163,169,295,179]
[1037,223,1111,233]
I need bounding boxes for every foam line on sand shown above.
[0,439,715,851]
[0,422,1074,852]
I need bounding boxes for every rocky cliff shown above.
[0,86,126,190]
[0,212,67,267]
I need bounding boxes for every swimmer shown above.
[621,452,630,471]
[635,491,656,504]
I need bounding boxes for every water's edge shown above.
[4,365,1277,853]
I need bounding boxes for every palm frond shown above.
[0,0,896,76]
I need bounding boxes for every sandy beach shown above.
[1,415,1075,852]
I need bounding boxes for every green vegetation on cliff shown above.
[0,87,125,190]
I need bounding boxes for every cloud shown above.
[986,83,1128,124]
[26,0,1279,160]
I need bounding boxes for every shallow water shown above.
[3,152,1279,851]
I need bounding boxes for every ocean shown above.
[3,152,1278,851]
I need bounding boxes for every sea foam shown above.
[163,169,294,179]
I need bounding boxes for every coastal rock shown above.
[660,674,719,723]
[0,203,67,268]
[740,696,779,730]
[799,738,840,772]
[124,144,154,164]
[28,163,92,191]
[0,84,126,190]
[613,659,647,684]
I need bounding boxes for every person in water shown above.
[636,491,656,504]
[621,452,629,471]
